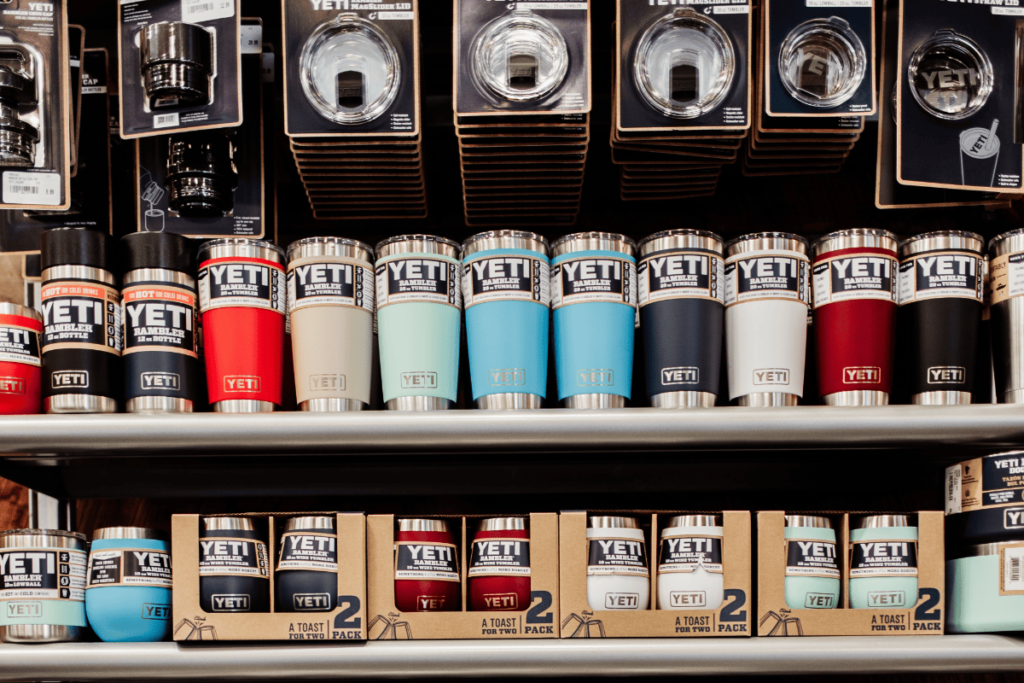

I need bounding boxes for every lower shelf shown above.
[0,636,1021,679]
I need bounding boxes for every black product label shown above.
[122,283,198,357]
[467,538,531,577]
[946,454,1024,516]
[198,537,270,579]
[394,542,460,582]
[287,258,375,314]
[638,250,725,307]
[87,549,172,588]
[277,532,338,573]
[40,281,122,354]
[898,251,983,305]
[657,534,723,574]
[376,257,462,310]
[587,536,649,577]
[462,256,550,309]
[724,252,811,307]
[0,548,87,601]
[198,258,287,315]
[849,540,919,578]
[0,322,40,367]
[982,454,1024,508]
[785,538,840,578]
[551,256,638,310]
[813,254,898,308]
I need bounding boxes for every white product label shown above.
[0,547,87,602]
[724,250,811,308]
[945,465,963,515]
[376,11,416,19]
[182,0,235,22]
[153,112,180,129]
[240,24,262,53]
[993,7,1024,15]
[713,4,750,12]
[551,256,637,311]
[287,258,374,314]
[1003,546,1024,592]
[462,256,549,309]
[988,253,1024,305]
[638,251,725,307]
[807,0,871,6]
[376,257,462,310]
[3,172,61,206]
[897,252,984,305]
[812,254,898,308]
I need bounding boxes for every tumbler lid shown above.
[663,514,722,529]
[588,515,640,529]
[725,232,809,257]
[477,517,527,532]
[638,230,724,257]
[41,227,115,272]
[461,231,549,259]
[121,232,194,274]
[375,235,460,261]
[202,516,256,531]
[397,518,449,533]
[0,528,86,541]
[550,232,636,259]
[93,526,166,541]
[196,238,285,265]
[785,515,832,529]
[286,236,374,265]
[284,516,336,532]
[853,514,912,529]
[899,230,984,258]
[0,529,87,551]
[0,302,41,322]
[988,229,1024,256]
[812,228,898,260]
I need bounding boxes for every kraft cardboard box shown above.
[558,511,751,638]
[366,513,558,640]
[172,512,366,641]
[756,511,944,636]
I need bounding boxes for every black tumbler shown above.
[638,230,725,408]
[199,517,270,613]
[275,516,337,613]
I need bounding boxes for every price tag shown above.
[182,0,235,23]
[3,171,61,206]
[241,24,262,54]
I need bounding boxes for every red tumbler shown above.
[394,519,461,612]
[469,517,530,612]
[0,303,42,414]
[197,239,286,412]
[811,229,898,405]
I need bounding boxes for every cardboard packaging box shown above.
[558,511,752,638]
[172,512,366,641]
[366,513,558,640]
[756,511,944,636]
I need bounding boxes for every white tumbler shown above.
[586,516,650,611]
[657,514,724,610]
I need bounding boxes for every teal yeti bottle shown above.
[551,233,637,408]
[462,231,550,409]
[375,235,462,410]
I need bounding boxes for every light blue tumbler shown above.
[85,527,172,642]
[784,515,841,610]
[551,232,637,408]
[462,231,550,409]
[849,515,918,609]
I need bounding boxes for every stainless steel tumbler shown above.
[989,229,1024,403]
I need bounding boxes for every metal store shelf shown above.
[0,637,1021,679]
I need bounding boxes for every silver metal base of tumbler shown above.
[476,393,543,410]
[736,392,799,407]
[126,396,193,413]
[386,396,453,411]
[561,394,626,409]
[45,395,118,414]
[651,392,716,409]
[912,391,972,405]
[301,398,365,412]
[823,391,889,407]
[0,624,84,643]
[213,399,276,413]
[1003,389,1024,404]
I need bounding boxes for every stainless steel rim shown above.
[375,235,460,261]
[398,518,449,533]
[663,514,722,530]
[823,391,889,407]
[287,236,374,265]
[853,514,913,529]
[725,232,808,257]
[912,391,972,405]
[284,516,335,532]
[812,229,898,260]
[41,265,116,287]
[123,268,196,289]
[203,517,256,531]
[589,516,640,529]
[638,230,724,257]
[478,517,527,532]
[899,231,984,258]
[127,397,193,414]
[737,393,799,407]
[300,398,366,412]
[785,515,832,529]
[1001,389,1024,404]
[476,393,543,410]
[989,229,1024,256]
[462,231,549,259]
[0,625,85,644]
[0,529,87,547]
[0,302,41,322]
[387,397,454,411]
[197,239,285,266]
[958,540,1024,558]
[651,392,716,409]
[45,395,118,414]
[562,394,627,409]
[93,527,166,541]
[213,400,275,413]
[550,232,636,259]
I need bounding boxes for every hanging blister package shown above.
[616,0,750,132]
[898,0,1024,192]
[118,0,242,138]
[764,0,875,117]
[0,0,71,211]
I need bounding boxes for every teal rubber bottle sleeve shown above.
[85,527,172,642]
[375,235,463,410]
[947,541,1024,633]
[784,515,840,610]
[849,515,918,609]
[462,231,550,409]
[551,232,638,408]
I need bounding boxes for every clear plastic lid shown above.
[299,13,401,125]
[779,17,866,109]
[908,30,993,121]
[471,9,569,104]
[633,9,735,119]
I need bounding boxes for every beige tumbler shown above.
[286,237,375,411]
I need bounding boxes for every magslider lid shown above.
[375,235,461,260]
[550,232,636,259]
[121,232,194,274]
[41,227,115,272]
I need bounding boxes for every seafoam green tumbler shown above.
[784,515,841,610]
[375,235,462,410]
[849,515,918,609]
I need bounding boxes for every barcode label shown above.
[1004,547,1024,593]
[153,112,180,129]
[3,171,61,206]
[945,465,962,515]
[182,0,234,22]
